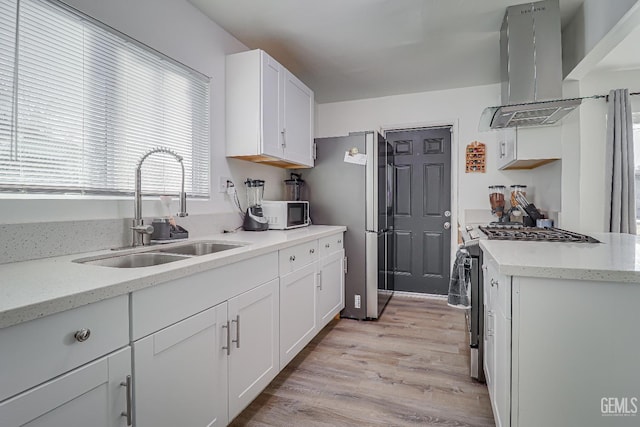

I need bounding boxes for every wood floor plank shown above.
[231,296,495,426]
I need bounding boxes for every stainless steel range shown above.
[479,225,600,243]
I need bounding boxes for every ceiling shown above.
[188,0,585,104]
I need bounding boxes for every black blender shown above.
[243,179,269,231]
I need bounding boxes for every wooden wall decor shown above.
[465,141,485,173]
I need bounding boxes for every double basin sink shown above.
[74,241,246,268]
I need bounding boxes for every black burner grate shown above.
[479,226,600,243]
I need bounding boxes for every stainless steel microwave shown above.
[261,201,310,230]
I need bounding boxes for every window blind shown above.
[0,0,210,197]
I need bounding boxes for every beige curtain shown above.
[604,89,636,234]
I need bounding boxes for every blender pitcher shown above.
[284,173,305,201]
[243,179,268,231]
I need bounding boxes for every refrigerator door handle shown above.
[365,132,378,232]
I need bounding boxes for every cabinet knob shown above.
[289,255,296,262]
[309,248,315,254]
[490,278,498,287]
[338,239,342,244]
[74,328,91,342]
[325,243,330,248]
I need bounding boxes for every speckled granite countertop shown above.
[479,232,640,282]
[0,226,345,329]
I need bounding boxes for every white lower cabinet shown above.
[483,257,511,427]
[279,234,346,370]
[317,249,345,329]
[227,278,280,421]
[133,304,229,427]
[280,262,318,369]
[0,347,131,427]
[132,278,279,426]
[0,232,345,427]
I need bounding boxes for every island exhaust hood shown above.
[479,0,581,131]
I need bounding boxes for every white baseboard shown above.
[392,291,447,300]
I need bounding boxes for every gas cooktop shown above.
[479,225,600,243]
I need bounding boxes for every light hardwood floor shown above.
[231,296,495,426]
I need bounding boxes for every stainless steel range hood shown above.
[479,0,581,131]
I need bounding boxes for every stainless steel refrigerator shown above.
[303,131,394,319]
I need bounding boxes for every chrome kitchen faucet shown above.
[132,147,188,246]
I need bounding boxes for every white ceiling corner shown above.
[188,0,585,104]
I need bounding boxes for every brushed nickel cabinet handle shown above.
[222,321,230,355]
[120,375,132,426]
[232,315,240,348]
[317,272,322,290]
[74,328,91,342]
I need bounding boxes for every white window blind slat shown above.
[0,0,210,197]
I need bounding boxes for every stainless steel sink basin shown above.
[76,252,190,268]
[153,241,245,256]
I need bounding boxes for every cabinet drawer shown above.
[0,295,129,402]
[0,346,131,427]
[279,240,318,274]
[318,233,344,258]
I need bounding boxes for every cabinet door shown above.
[133,304,229,427]
[228,278,279,421]
[317,249,345,329]
[280,262,318,369]
[483,300,495,399]
[496,128,516,169]
[494,309,511,427]
[261,51,284,159]
[0,347,131,427]
[484,258,512,427]
[282,69,314,166]
[483,262,497,401]
[493,271,511,427]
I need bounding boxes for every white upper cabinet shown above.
[496,126,561,170]
[226,49,314,168]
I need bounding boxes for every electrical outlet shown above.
[218,176,232,193]
[354,294,361,309]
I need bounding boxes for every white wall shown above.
[0,0,286,224]
[316,84,558,225]
[565,69,640,232]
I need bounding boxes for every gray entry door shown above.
[386,127,452,294]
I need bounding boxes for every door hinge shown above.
[343,256,348,274]
[313,142,317,160]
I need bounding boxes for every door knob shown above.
[444,210,451,217]
[443,222,451,230]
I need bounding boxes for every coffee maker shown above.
[243,179,269,231]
